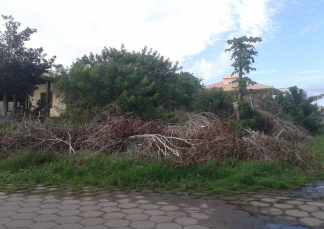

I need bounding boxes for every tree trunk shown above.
[2,91,8,116]
[238,67,243,101]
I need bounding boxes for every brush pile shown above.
[0,104,314,168]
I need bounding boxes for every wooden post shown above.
[13,94,17,114]
[46,81,51,116]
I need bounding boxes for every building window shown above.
[40,93,53,108]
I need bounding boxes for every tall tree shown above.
[225,35,262,101]
[55,45,202,120]
[0,15,55,116]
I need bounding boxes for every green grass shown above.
[1,133,323,196]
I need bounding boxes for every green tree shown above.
[192,87,233,116]
[225,35,262,101]
[55,46,202,120]
[0,15,55,116]
[276,86,324,133]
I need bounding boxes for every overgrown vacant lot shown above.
[0,137,323,196]
[0,109,323,195]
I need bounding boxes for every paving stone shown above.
[24,197,43,202]
[117,198,130,203]
[130,220,157,228]
[83,226,107,229]
[286,200,304,205]
[298,205,319,212]
[249,201,270,207]
[103,212,126,219]
[143,209,165,216]
[184,225,212,229]
[53,223,83,229]
[7,197,25,201]
[6,219,33,228]
[79,201,97,205]
[43,199,60,203]
[60,200,80,205]
[33,214,59,222]
[149,215,174,223]
[139,204,159,209]
[160,205,180,211]
[0,205,20,211]
[55,216,82,224]
[79,205,100,211]
[40,203,61,209]
[0,217,12,224]
[29,222,58,229]
[190,212,209,219]
[59,204,80,210]
[136,200,150,204]
[57,209,81,216]
[11,212,37,220]
[79,217,105,226]
[306,201,324,207]
[0,210,16,217]
[167,211,187,217]
[312,211,324,220]
[175,217,198,225]
[260,207,283,216]
[104,219,130,227]
[122,208,144,214]
[299,217,324,228]
[156,222,182,229]
[79,210,103,217]
[125,213,150,221]
[36,208,60,214]
[3,201,23,206]
[99,202,118,207]
[272,203,294,209]
[102,206,121,212]
[118,202,139,209]
[21,202,42,207]
[16,206,41,212]
[286,209,309,217]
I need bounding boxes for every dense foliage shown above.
[276,86,324,133]
[0,15,55,115]
[192,87,234,116]
[55,46,202,120]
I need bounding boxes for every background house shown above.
[30,83,65,117]
[205,74,282,97]
[0,81,65,117]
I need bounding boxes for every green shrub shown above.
[276,86,324,133]
[237,100,262,130]
[192,88,234,116]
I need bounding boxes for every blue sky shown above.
[1,0,324,105]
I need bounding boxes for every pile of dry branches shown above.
[0,105,314,168]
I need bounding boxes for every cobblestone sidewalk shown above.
[0,182,323,229]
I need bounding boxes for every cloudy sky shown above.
[1,0,324,105]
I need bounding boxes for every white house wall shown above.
[31,84,65,117]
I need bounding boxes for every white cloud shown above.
[0,0,282,80]
[187,51,232,81]
[300,21,324,35]
[295,76,324,82]
[295,71,320,75]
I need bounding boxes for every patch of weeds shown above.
[0,147,324,195]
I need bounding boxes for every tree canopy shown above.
[276,86,324,133]
[225,35,262,101]
[54,45,202,120]
[0,15,55,116]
